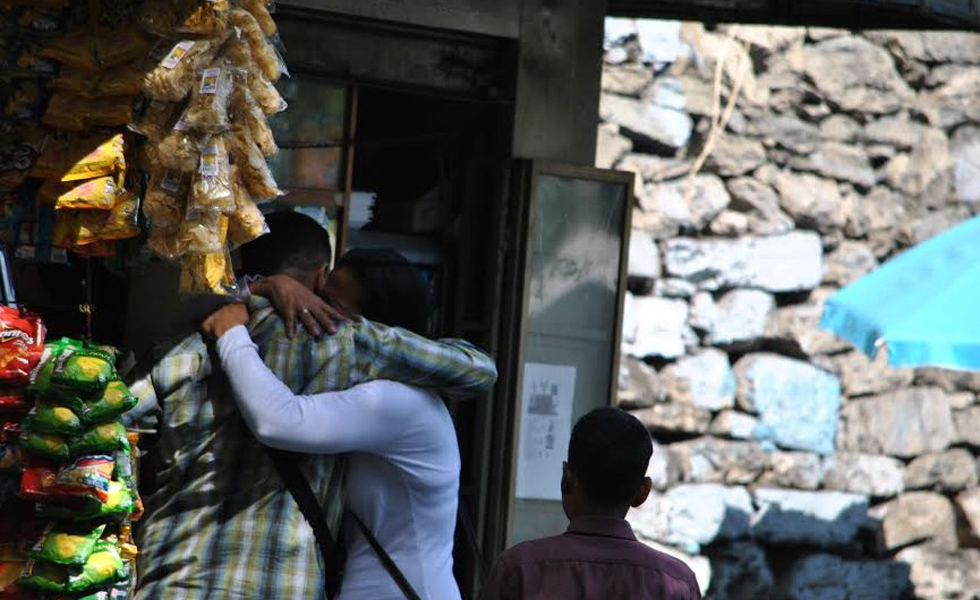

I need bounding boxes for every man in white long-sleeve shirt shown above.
[202,249,467,600]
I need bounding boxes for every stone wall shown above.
[600,19,980,600]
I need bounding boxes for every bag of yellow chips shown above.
[32,135,126,183]
[40,31,98,72]
[28,523,105,566]
[230,78,277,157]
[226,125,282,201]
[229,8,282,82]
[74,192,141,245]
[178,210,227,255]
[176,61,234,133]
[41,176,123,211]
[179,250,237,295]
[143,171,187,231]
[141,38,222,103]
[227,166,267,248]
[189,136,234,213]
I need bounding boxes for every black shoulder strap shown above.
[266,448,347,599]
[350,510,423,600]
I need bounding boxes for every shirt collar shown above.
[565,516,637,541]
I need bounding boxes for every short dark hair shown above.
[240,211,333,277]
[338,248,430,336]
[568,407,652,507]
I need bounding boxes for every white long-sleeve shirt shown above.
[216,326,462,600]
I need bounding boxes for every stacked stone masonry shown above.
[604,18,980,600]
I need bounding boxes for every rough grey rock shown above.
[668,437,769,485]
[866,30,980,64]
[708,210,751,236]
[822,241,878,286]
[599,92,693,150]
[733,354,841,455]
[634,19,687,65]
[903,206,972,245]
[897,546,980,600]
[707,541,775,600]
[951,126,980,204]
[687,291,716,332]
[629,484,753,553]
[653,278,698,298]
[746,113,821,154]
[904,449,979,493]
[752,488,869,547]
[801,36,913,114]
[789,143,876,188]
[831,350,914,397]
[884,128,952,205]
[725,177,795,235]
[845,188,908,257]
[595,123,631,170]
[780,554,912,600]
[956,488,980,546]
[706,289,775,345]
[758,451,822,491]
[875,492,958,551]
[622,295,692,359]
[863,115,928,150]
[660,349,736,411]
[916,367,980,394]
[619,153,690,184]
[775,170,849,233]
[664,232,823,292]
[838,387,956,458]
[601,64,653,97]
[636,175,730,232]
[919,69,980,129]
[822,453,905,498]
[709,410,759,441]
[617,356,666,408]
[949,392,977,410]
[628,229,661,280]
[705,136,767,177]
[632,403,712,436]
[765,287,852,356]
[727,24,806,51]
[820,114,861,143]
[954,406,980,446]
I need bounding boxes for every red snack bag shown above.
[0,389,29,414]
[51,455,114,505]
[17,458,59,504]
[0,308,45,384]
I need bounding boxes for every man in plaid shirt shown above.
[127,212,497,600]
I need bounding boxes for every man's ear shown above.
[561,462,572,495]
[313,264,331,297]
[630,477,653,508]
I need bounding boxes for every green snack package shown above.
[19,427,70,460]
[31,339,118,395]
[23,403,84,436]
[19,559,71,592]
[80,381,137,424]
[29,523,106,566]
[66,540,127,593]
[69,421,129,457]
[37,480,134,521]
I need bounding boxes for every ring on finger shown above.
[302,308,311,314]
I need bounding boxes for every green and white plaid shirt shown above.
[128,297,497,600]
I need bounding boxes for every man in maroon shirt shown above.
[483,407,702,600]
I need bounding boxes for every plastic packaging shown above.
[229,8,281,82]
[39,31,98,72]
[223,35,286,115]
[142,0,230,37]
[146,228,183,260]
[37,479,134,521]
[42,177,123,212]
[66,540,127,593]
[227,124,283,201]
[179,250,237,295]
[32,135,126,183]
[0,307,45,383]
[142,171,187,232]
[94,29,147,70]
[177,62,234,133]
[188,137,234,213]
[73,192,141,246]
[148,130,202,174]
[52,455,114,505]
[41,95,86,132]
[178,210,227,255]
[18,429,69,461]
[22,405,82,436]
[130,101,179,144]
[97,63,146,98]
[227,167,267,247]
[69,421,129,457]
[141,38,221,103]
[17,459,60,504]
[30,339,118,395]
[28,523,105,566]
[243,0,277,36]
[230,81,277,157]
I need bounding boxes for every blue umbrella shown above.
[820,214,980,371]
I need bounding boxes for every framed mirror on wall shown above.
[502,162,634,547]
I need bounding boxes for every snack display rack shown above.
[1,0,286,295]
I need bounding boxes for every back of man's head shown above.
[568,407,653,509]
[240,211,333,277]
[337,248,431,336]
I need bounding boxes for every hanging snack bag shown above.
[51,455,114,505]
[177,61,234,133]
[130,101,180,144]
[143,171,187,232]
[28,523,105,566]
[37,479,134,521]
[179,250,236,295]
[0,306,45,383]
[32,135,126,184]
[39,31,98,72]
[142,0,230,37]
[18,559,69,592]
[65,540,127,593]
[80,381,136,426]
[189,136,234,213]
[43,177,123,212]
[230,80,277,157]
[0,388,30,413]
[21,404,82,436]
[97,62,147,98]
[51,70,95,97]
[148,130,201,174]
[0,560,25,597]
[226,124,282,201]
[80,97,136,129]
[147,228,183,261]
[74,192,141,246]
[142,38,222,103]
[229,8,282,82]
[243,0,277,36]
[18,458,59,504]
[18,428,69,461]
[31,339,118,395]
[94,29,147,70]
[227,167,267,247]
[178,210,227,255]
[69,421,128,457]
